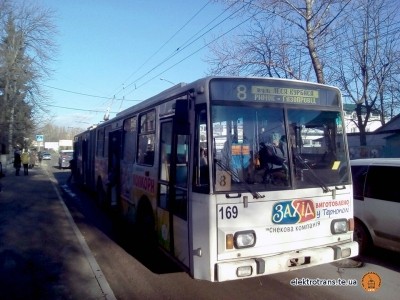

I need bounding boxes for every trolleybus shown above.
[74,76,358,282]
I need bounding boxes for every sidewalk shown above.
[0,164,116,300]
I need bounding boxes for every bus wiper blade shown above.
[215,159,264,199]
[215,158,240,182]
[294,153,331,193]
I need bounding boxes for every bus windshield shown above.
[212,105,350,192]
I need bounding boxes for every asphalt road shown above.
[0,159,114,300]
[47,159,400,300]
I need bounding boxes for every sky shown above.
[33,0,245,130]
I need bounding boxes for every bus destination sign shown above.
[251,86,319,104]
[210,79,339,107]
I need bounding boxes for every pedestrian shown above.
[21,149,30,176]
[67,157,76,184]
[38,151,43,165]
[14,149,22,176]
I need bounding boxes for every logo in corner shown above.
[361,272,381,292]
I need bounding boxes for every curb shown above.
[45,166,117,300]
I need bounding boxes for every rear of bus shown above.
[191,77,358,281]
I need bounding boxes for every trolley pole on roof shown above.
[160,78,175,85]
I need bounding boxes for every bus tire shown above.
[354,219,371,255]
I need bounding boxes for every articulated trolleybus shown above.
[74,76,357,282]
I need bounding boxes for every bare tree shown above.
[332,0,400,146]
[207,17,316,79]
[208,0,400,149]
[207,0,351,83]
[0,0,57,153]
[0,15,32,153]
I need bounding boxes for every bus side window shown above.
[137,110,155,165]
[194,105,209,190]
[199,147,209,184]
[122,116,137,162]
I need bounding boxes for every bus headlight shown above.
[331,219,348,234]
[234,230,256,249]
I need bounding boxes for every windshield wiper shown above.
[294,153,331,193]
[215,159,264,199]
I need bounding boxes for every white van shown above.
[58,149,74,169]
[351,158,400,253]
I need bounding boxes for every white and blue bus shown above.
[74,76,358,282]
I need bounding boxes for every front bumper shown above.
[215,241,358,282]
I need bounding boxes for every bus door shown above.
[108,130,122,207]
[158,118,190,267]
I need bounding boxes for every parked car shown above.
[59,150,74,169]
[42,152,52,160]
[351,158,400,254]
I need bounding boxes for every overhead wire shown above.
[111,0,213,98]
[43,84,140,102]
[127,5,260,95]
[44,0,400,112]
[43,1,252,113]
[121,0,251,96]
[46,103,119,114]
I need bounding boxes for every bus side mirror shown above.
[174,99,190,135]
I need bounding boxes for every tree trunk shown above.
[8,105,15,154]
[306,0,325,84]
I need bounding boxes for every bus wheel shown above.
[354,220,371,255]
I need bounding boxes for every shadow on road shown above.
[353,247,400,273]
[51,170,182,277]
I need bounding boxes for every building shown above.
[345,105,400,158]
[343,104,383,133]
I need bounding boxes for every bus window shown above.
[160,122,172,181]
[288,109,348,188]
[176,135,189,188]
[159,121,173,209]
[212,105,288,190]
[195,106,209,189]
[122,116,137,162]
[96,128,105,157]
[137,110,155,165]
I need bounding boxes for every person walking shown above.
[14,149,22,176]
[21,149,30,176]
[38,151,43,165]
[66,157,76,184]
